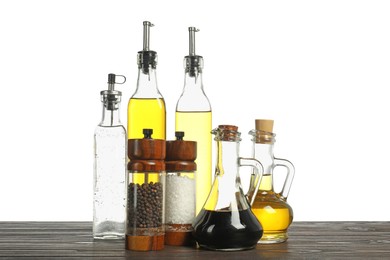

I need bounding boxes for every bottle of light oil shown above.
[175,27,212,214]
[249,119,295,244]
[128,21,166,140]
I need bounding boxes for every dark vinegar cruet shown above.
[192,125,264,251]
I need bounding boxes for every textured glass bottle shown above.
[175,27,212,214]
[249,119,295,244]
[128,21,166,140]
[93,74,127,239]
[192,125,263,251]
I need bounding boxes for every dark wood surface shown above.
[0,221,390,259]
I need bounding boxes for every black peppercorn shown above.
[128,181,163,228]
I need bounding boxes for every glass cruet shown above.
[128,21,166,140]
[175,27,212,215]
[192,125,264,251]
[249,119,295,244]
[93,73,127,239]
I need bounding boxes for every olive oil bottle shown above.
[128,21,166,185]
[249,119,295,244]
[128,21,166,140]
[175,27,212,214]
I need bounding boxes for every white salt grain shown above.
[165,174,195,224]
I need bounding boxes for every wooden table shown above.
[0,222,389,259]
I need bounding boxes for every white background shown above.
[1,0,389,221]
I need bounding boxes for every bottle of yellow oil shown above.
[249,119,295,244]
[128,21,166,140]
[128,21,166,184]
[175,27,212,214]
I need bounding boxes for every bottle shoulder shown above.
[95,125,126,136]
[131,91,164,99]
[128,97,166,110]
[176,92,211,111]
[253,191,292,209]
[132,69,164,99]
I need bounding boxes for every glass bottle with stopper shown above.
[175,27,212,214]
[249,119,295,244]
[93,73,127,239]
[128,21,166,140]
[192,125,263,251]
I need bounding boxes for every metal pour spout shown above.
[101,73,126,110]
[185,27,203,77]
[189,27,199,56]
[143,21,154,51]
[138,21,157,73]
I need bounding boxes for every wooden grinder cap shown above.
[128,129,165,172]
[165,131,197,172]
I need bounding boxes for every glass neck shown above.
[183,68,203,92]
[176,67,210,112]
[133,67,162,98]
[100,104,121,127]
[213,139,248,211]
[216,140,239,179]
[254,142,275,172]
[254,142,275,191]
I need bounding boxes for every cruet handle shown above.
[274,158,295,200]
[238,157,264,206]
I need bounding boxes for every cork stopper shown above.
[217,125,240,141]
[255,119,274,133]
[254,119,275,144]
[219,124,238,132]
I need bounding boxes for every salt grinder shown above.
[165,131,197,246]
[126,129,166,251]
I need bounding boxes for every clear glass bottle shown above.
[249,119,295,244]
[128,21,166,140]
[165,131,196,246]
[126,129,166,251]
[93,73,127,239]
[175,27,212,214]
[192,125,263,251]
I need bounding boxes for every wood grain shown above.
[0,222,389,259]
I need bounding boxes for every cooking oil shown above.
[128,98,166,139]
[251,174,293,243]
[176,111,212,212]
[175,27,212,214]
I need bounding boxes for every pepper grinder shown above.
[126,129,166,251]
